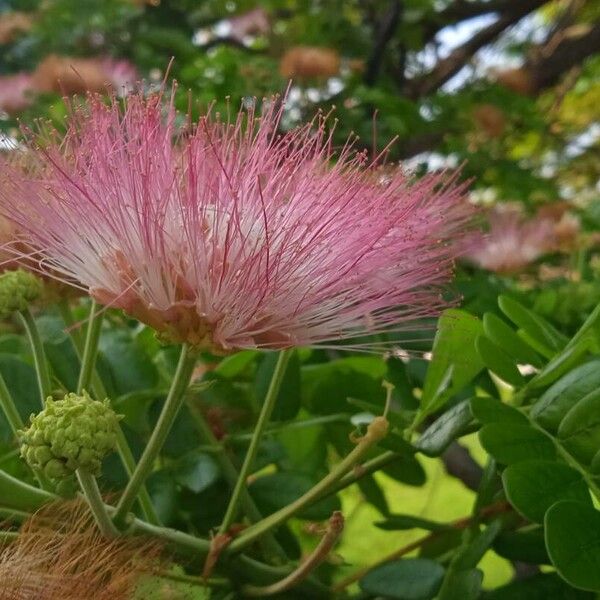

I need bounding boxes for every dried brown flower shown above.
[0,500,163,600]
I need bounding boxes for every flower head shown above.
[0,92,471,352]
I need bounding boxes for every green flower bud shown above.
[20,392,120,480]
[0,269,43,319]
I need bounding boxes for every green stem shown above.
[64,300,159,525]
[219,349,292,535]
[76,469,119,537]
[225,414,350,443]
[0,531,18,543]
[0,372,24,434]
[113,344,197,525]
[19,308,52,407]
[229,416,389,554]
[76,300,104,395]
[187,400,288,563]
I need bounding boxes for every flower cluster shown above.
[0,92,471,352]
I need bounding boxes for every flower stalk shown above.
[76,469,119,538]
[18,308,52,408]
[76,300,104,395]
[113,344,198,526]
[228,415,389,553]
[219,349,293,535]
[66,300,159,525]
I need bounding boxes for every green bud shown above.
[0,269,43,319]
[19,392,121,480]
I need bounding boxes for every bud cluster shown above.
[0,269,43,318]
[20,392,120,480]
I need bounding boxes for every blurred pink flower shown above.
[0,73,34,113]
[463,206,556,273]
[33,55,138,96]
[225,7,270,42]
[0,93,471,352]
[99,58,139,95]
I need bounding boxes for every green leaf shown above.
[470,397,527,425]
[483,313,544,367]
[359,559,445,600]
[249,472,341,521]
[437,568,482,600]
[172,451,220,494]
[357,475,390,516]
[420,309,484,416]
[503,460,591,523]
[545,501,600,592]
[416,400,473,457]
[375,514,450,531]
[531,359,600,432]
[526,338,590,391]
[485,573,594,600]
[98,329,159,396]
[381,452,427,487]
[255,350,301,421]
[146,469,178,526]
[0,468,54,512]
[479,423,555,464]
[493,528,549,564]
[476,335,525,386]
[498,295,567,355]
[215,350,258,378]
[302,358,384,415]
[557,388,600,464]
[453,520,502,570]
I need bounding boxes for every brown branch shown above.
[421,0,550,45]
[332,500,511,592]
[364,0,402,86]
[405,0,547,99]
[442,442,484,491]
[527,21,600,92]
[243,512,344,597]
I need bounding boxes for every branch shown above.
[364,0,402,86]
[442,442,484,491]
[405,0,547,98]
[243,512,344,597]
[421,0,549,44]
[527,21,600,92]
[332,501,511,592]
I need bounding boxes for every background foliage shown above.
[0,0,600,598]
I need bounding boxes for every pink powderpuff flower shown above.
[0,92,472,352]
[463,204,556,274]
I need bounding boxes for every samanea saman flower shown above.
[0,92,472,352]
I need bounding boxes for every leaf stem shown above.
[219,349,292,535]
[228,416,389,554]
[18,308,52,408]
[76,469,119,537]
[113,344,197,525]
